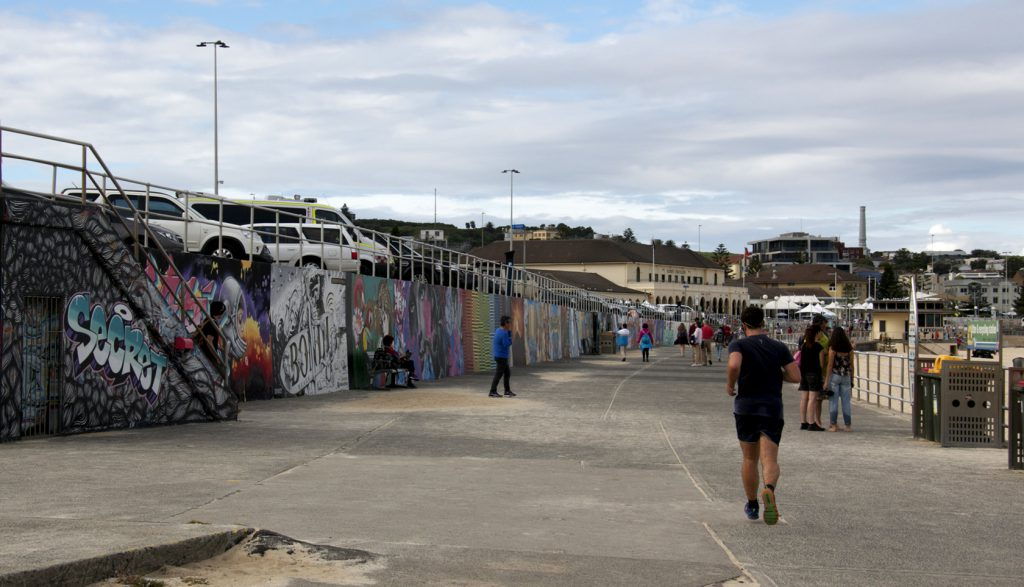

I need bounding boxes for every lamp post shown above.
[502,169,519,253]
[480,212,485,248]
[698,224,702,254]
[196,40,229,196]
[773,295,780,337]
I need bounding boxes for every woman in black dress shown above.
[798,324,827,431]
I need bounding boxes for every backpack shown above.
[641,333,652,346]
[689,333,697,345]
[713,331,724,343]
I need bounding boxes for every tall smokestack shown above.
[858,206,867,250]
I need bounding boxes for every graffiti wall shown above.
[146,254,273,401]
[0,196,234,441]
[349,274,611,387]
[270,266,348,396]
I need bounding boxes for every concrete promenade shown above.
[1,347,1022,585]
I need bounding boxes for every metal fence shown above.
[852,351,913,414]
[0,125,681,322]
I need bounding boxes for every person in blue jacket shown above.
[489,315,515,398]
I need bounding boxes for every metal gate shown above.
[20,296,63,437]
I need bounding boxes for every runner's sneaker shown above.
[761,487,779,525]
[744,500,759,521]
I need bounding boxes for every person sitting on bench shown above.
[380,334,417,388]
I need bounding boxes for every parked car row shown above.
[57,189,474,279]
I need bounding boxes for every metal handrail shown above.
[0,126,230,379]
[0,126,707,321]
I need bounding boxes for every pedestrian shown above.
[488,315,515,398]
[823,326,855,432]
[616,323,631,362]
[701,321,714,365]
[726,306,800,525]
[715,324,728,362]
[691,321,704,367]
[675,322,688,357]
[797,322,827,431]
[636,323,654,362]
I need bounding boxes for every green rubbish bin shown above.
[917,373,942,442]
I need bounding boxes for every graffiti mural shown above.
[270,266,348,396]
[1,194,234,441]
[349,274,619,387]
[146,254,273,401]
[64,294,169,406]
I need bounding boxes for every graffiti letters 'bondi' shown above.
[65,293,168,405]
[280,315,336,395]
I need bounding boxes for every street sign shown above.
[511,224,526,229]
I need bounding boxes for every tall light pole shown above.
[197,40,228,196]
[502,169,520,254]
[480,212,486,248]
[433,188,437,224]
[698,224,702,254]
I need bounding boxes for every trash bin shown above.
[599,331,615,355]
[1010,367,1024,470]
[916,373,941,442]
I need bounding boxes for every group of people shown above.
[796,315,855,432]
[676,321,735,366]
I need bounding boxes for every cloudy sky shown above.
[2,0,1022,254]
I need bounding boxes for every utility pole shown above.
[196,40,229,196]
[434,188,437,224]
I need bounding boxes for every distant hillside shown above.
[353,219,595,252]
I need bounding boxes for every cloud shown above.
[0,1,1022,255]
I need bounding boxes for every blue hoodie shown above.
[492,327,512,359]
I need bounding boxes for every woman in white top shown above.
[615,324,631,362]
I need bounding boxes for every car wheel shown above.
[301,256,323,269]
[203,240,246,260]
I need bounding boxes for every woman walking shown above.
[823,326,854,432]
[675,323,688,357]
[616,323,631,362]
[798,323,827,431]
[637,323,654,362]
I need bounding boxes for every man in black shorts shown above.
[726,306,800,525]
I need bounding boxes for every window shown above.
[302,227,344,245]
[147,198,185,219]
[879,320,887,333]
[714,274,718,285]
[316,210,344,224]
[277,227,301,243]
[636,267,640,281]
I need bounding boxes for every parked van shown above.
[189,195,389,272]
[63,188,271,261]
[249,223,360,272]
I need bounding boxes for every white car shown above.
[64,189,271,261]
[250,223,360,272]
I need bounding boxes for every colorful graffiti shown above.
[350,274,606,387]
[147,254,274,401]
[64,293,169,406]
[271,266,348,396]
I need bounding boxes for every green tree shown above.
[665,239,676,247]
[855,256,875,269]
[970,249,999,258]
[1005,256,1024,278]
[390,224,401,236]
[652,238,664,246]
[710,243,733,278]
[932,260,952,275]
[795,251,808,264]
[970,259,988,271]
[892,248,914,272]
[621,228,637,243]
[877,264,905,299]
[746,257,762,275]
[911,252,930,271]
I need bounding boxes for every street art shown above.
[271,266,348,396]
[0,195,234,441]
[64,293,169,406]
[146,254,273,401]
[350,274,613,387]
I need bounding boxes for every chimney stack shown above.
[858,206,867,251]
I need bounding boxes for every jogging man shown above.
[725,306,800,524]
[488,315,515,398]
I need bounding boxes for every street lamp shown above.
[196,40,229,196]
[502,169,519,253]
[698,224,702,254]
[773,295,780,337]
[480,212,486,248]
[974,305,979,318]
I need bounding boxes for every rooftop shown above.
[534,270,645,295]
[747,264,866,285]
[468,239,720,270]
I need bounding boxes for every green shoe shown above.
[761,488,779,526]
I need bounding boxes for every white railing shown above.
[852,351,913,414]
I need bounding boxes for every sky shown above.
[1,0,1022,255]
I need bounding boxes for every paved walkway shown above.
[1,347,1022,585]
